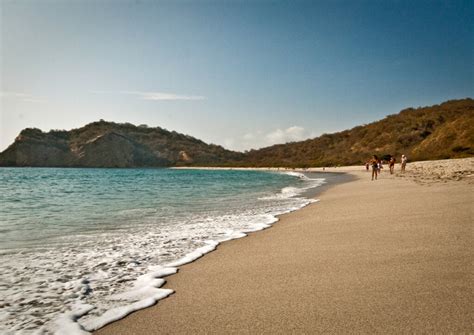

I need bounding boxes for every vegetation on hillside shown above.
[0,121,244,167]
[238,98,474,167]
[0,98,472,167]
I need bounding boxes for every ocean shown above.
[0,168,326,334]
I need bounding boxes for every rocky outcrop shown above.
[74,132,169,167]
[0,122,244,167]
[0,128,73,166]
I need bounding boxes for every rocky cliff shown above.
[0,121,244,167]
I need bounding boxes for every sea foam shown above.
[0,170,325,334]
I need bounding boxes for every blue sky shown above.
[1,0,473,151]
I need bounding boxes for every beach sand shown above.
[96,158,473,334]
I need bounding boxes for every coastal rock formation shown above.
[178,151,193,163]
[0,122,243,167]
[1,98,473,167]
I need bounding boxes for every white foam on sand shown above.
[261,172,326,200]
[54,303,94,335]
[1,171,326,334]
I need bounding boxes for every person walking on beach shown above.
[389,156,396,174]
[401,154,408,172]
[370,155,379,180]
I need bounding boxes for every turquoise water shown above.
[1,168,309,249]
[0,168,324,334]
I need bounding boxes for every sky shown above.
[1,0,473,152]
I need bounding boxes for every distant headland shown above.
[1,98,472,168]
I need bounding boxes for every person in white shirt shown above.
[401,154,408,172]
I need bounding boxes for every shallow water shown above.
[0,168,325,334]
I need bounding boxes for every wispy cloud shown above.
[92,90,206,101]
[0,91,48,103]
[124,91,206,101]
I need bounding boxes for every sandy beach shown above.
[96,158,473,334]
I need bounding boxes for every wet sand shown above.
[96,158,473,334]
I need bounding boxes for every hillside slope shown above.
[0,121,244,167]
[1,99,472,168]
[241,98,474,167]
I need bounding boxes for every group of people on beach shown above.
[366,154,407,180]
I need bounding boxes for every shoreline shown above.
[82,170,350,332]
[96,158,473,334]
[1,167,347,334]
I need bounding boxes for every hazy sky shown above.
[1,0,473,152]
